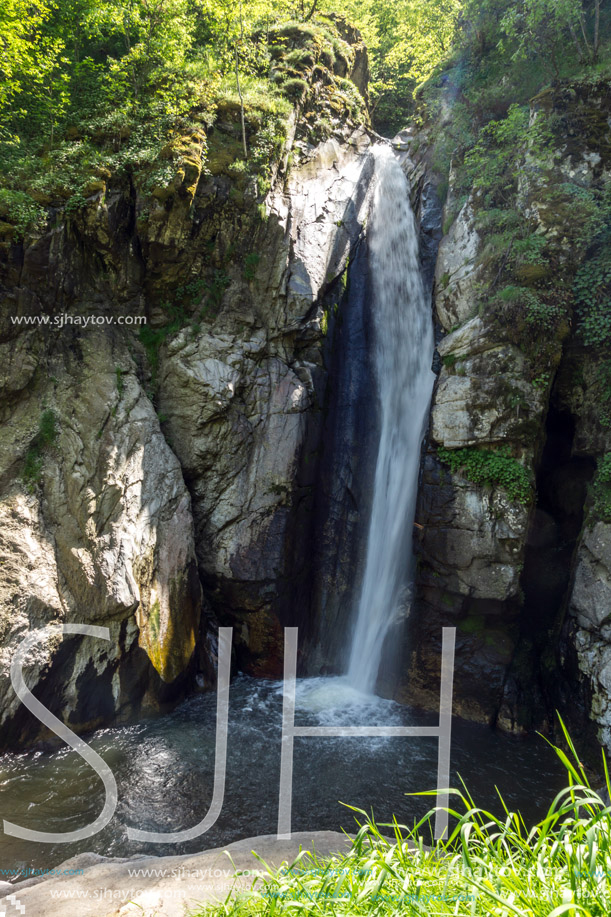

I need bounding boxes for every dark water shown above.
[0,675,565,876]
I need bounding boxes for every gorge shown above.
[0,1,610,883]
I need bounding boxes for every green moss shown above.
[206,135,243,177]
[149,599,161,643]
[139,272,229,386]
[23,409,58,490]
[437,444,533,505]
[591,454,611,523]
[242,251,260,282]
[458,615,485,635]
[442,212,456,235]
[281,78,308,101]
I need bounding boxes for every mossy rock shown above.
[515,263,552,284]
[29,189,55,205]
[311,64,333,85]
[82,180,106,196]
[282,78,308,101]
[182,158,201,182]
[216,98,243,121]
[206,135,243,176]
[458,614,485,635]
[151,181,176,202]
[274,23,318,45]
[0,221,15,240]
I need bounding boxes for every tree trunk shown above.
[304,0,318,21]
[235,47,248,160]
[236,3,248,160]
[578,10,592,57]
[594,0,600,57]
[568,20,584,61]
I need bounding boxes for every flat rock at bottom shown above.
[2,832,352,917]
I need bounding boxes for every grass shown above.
[192,720,611,916]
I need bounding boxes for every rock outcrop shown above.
[0,330,203,746]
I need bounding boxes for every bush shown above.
[493,285,561,331]
[281,78,309,101]
[437,444,533,504]
[575,241,611,348]
[0,189,46,238]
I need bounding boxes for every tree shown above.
[501,0,603,76]
[0,0,53,117]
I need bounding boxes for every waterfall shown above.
[347,145,435,693]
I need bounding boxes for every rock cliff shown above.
[0,22,372,747]
[403,80,611,749]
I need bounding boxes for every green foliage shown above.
[574,237,611,429]
[599,360,611,428]
[493,284,562,331]
[242,252,261,281]
[0,189,46,238]
[194,721,611,917]
[139,270,230,383]
[463,104,530,206]
[339,0,461,133]
[0,0,374,226]
[437,444,533,504]
[591,454,611,522]
[23,409,58,490]
[501,0,603,77]
[138,326,169,381]
[531,371,551,390]
[575,240,611,348]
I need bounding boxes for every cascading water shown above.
[347,144,435,693]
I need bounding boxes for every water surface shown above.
[0,675,566,876]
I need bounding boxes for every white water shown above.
[347,145,435,693]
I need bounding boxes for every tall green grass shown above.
[193,720,611,916]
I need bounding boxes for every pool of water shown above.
[0,675,566,876]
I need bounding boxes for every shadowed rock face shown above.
[153,132,375,676]
[303,236,378,674]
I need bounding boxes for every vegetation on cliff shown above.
[2,0,607,236]
[0,1,368,243]
[437,445,533,505]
